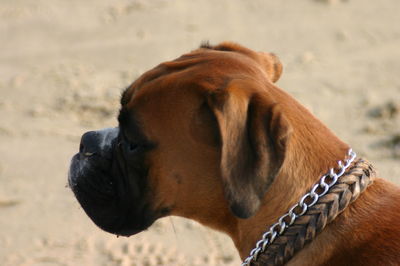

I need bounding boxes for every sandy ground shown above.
[0,0,399,265]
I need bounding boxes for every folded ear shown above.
[208,80,291,218]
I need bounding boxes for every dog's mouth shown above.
[68,128,156,237]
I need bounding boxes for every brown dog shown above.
[68,42,400,265]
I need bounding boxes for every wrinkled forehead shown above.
[120,43,267,106]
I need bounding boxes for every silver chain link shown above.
[242,149,356,266]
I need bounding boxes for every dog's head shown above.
[68,42,292,236]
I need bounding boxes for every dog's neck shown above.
[233,103,351,259]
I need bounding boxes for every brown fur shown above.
[120,42,400,264]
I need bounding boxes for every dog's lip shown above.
[68,153,100,188]
[68,153,80,187]
[68,146,156,238]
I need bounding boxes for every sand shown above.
[0,0,399,265]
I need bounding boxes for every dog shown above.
[68,42,400,265]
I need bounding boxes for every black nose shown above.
[78,128,119,157]
[80,131,100,156]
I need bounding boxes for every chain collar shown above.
[242,149,357,266]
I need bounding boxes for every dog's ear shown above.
[208,80,291,219]
[267,53,283,83]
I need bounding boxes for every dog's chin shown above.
[68,153,156,237]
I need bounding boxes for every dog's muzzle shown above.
[68,127,154,236]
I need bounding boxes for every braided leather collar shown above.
[243,150,376,266]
